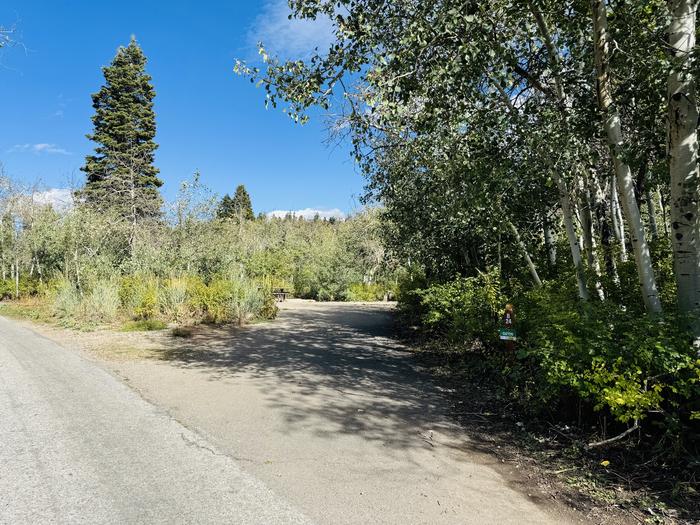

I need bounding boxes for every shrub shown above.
[51,278,120,326]
[52,279,81,319]
[119,275,159,320]
[519,285,700,426]
[189,276,276,325]
[402,274,700,447]
[122,319,168,331]
[403,269,503,342]
[0,277,42,299]
[345,283,386,302]
[159,277,191,323]
[80,279,121,324]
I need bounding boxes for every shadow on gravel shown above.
[153,304,455,451]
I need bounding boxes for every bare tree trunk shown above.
[611,175,628,262]
[525,3,590,299]
[591,173,620,284]
[659,188,670,238]
[556,174,590,300]
[544,213,557,266]
[74,249,82,295]
[579,173,605,299]
[591,0,662,313]
[668,0,700,327]
[497,232,502,276]
[646,189,659,241]
[14,259,19,299]
[508,220,542,287]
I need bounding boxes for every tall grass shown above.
[44,273,278,329]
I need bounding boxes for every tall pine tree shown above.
[218,184,254,220]
[81,37,162,220]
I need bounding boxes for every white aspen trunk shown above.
[497,232,502,276]
[526,3,591,299]
[659,188,670,238]
[646,190,659,241]
[667,0,700,323]
[74,249,82,295]
[508,220,542,287]
[591,0,662,313]
[579,174,605,300]
[493,59,586,296]
[611,174,628,262]
[555,174,590,300]
[610,176,621,240]
[592,173,620,284]
[14,259,19,299]
[544,214,557,266]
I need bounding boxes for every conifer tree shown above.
[81,37,162,220]
[232,185,254,220]
[219,185,254,220]
[217,194,235,219]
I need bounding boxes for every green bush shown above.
[159,277,191,323]
[188,276,276,325]
[81,279,121,323]
[50,278,121,326]
[519,284,700,426]
[119,275,158,320]
[403,269,503,342]
[0,277,42,299]
[402,274,700,444]
[345,283,386,302]
[122,319,168,331]
[52,279,81,319]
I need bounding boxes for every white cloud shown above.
[8,143,71,155]
[267,208,346,220]
[250,0,335,57]
[32,188,74,211]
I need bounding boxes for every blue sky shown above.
[0,1,360,217]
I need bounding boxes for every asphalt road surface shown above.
[0,316,310,524]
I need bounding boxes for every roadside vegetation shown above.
[0,185,398,331]
[240,0,700,518]
[0,39,399,333]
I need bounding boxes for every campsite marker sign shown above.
[499,304,516,343]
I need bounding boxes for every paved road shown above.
[0,316,310,524]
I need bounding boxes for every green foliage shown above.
[519,286,699,426]
[404,270,503,342]
[159,277,190,323]
[122,319,168,331]
[345,283,386,302]
[189,277,274,325]
[51,278,121,327]
[403,275,700,445]
[119,275,159,320]
[0,277,41,299]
